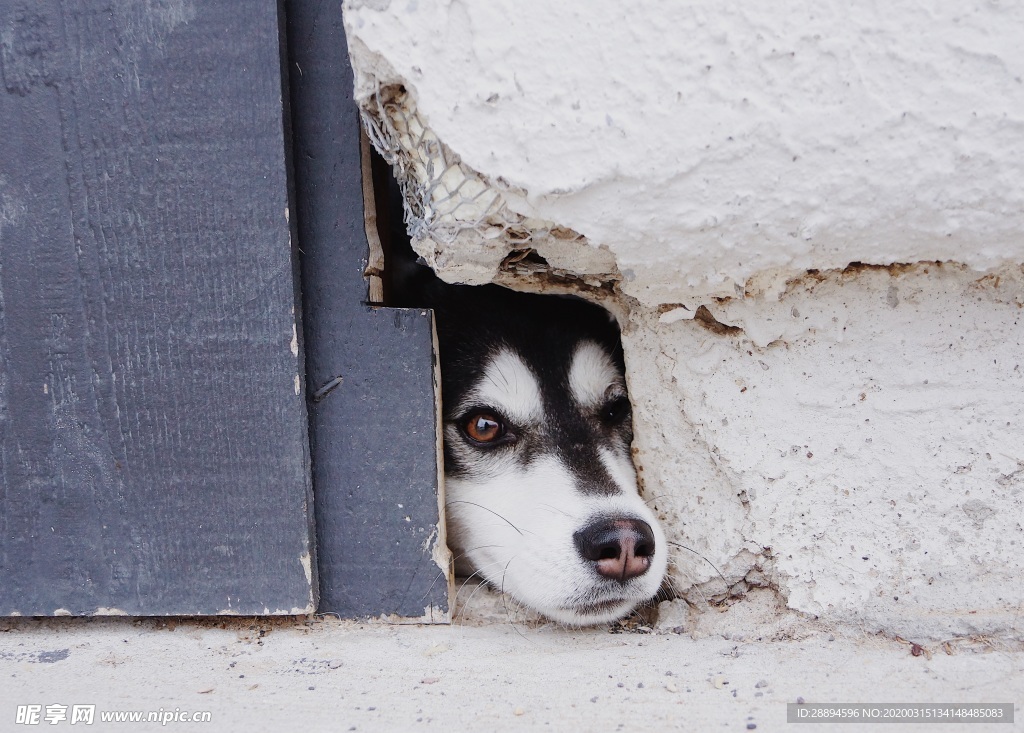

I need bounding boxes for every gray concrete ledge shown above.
[2,605,1020,732]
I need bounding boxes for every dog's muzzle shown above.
[573,518,656,583]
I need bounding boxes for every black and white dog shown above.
[401,269,668,625]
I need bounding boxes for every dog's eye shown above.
[600,395,631,425]
[462,412,507,445]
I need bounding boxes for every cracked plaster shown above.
[345,0,1024,639]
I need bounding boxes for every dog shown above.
[397,260,668,625]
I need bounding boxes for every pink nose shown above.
[574,518,656,582]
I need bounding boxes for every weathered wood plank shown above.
[0,0,314,614]
[285,1,451,620]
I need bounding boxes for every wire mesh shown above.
[359,83,586,265]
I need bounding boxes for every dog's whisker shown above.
[418,545,507,602]
[454,582,486,629]
[667,540,727,585]
[452,558,510,612]
[454,577,509,626]
[660,564,715,610]
[420,570,447,602]
[455,572,504,626]
[641,493,672,506]
[444,500,533,536]
[659,574,687,601]
[536,503,575,518]
[451,545,504,565]
[688,581,712,609]
[452,559,507,593]
[515,597,530,621]
[498,559,534,643]
[456,558,508,578]
[505,595,525,624]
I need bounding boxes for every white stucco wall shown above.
[345,0,1024,640]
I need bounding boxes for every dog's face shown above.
[433,286,667,625]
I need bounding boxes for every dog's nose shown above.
[574,518,656,582]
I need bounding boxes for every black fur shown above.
[393,262,632,493]
[443,286,629,492]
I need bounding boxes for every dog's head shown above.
[431,285,668,625]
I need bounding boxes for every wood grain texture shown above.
[285,0,450,620]
[0,0,315,614]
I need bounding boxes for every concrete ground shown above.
[2,589,1022,733]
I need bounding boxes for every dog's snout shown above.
[574,518,656,583]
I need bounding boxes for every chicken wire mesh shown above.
[358,84,586,263]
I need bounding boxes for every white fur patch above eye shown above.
[568,341,621,408]
[469,348,544,425]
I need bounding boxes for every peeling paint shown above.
[35,649,70,663]
[420,525,438,555]
[0,648,71,663]
[0,178,27,234]
[113,0,197,49]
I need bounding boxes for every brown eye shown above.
[463,412,506,444]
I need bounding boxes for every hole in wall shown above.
[366,147,669,627]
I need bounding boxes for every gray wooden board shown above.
[0,0,315,614]
[284,1,450,619]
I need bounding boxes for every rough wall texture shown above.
[345,0,1024,639]
[629,264,1023,639]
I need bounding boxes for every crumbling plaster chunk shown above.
[345,0,1024,301]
